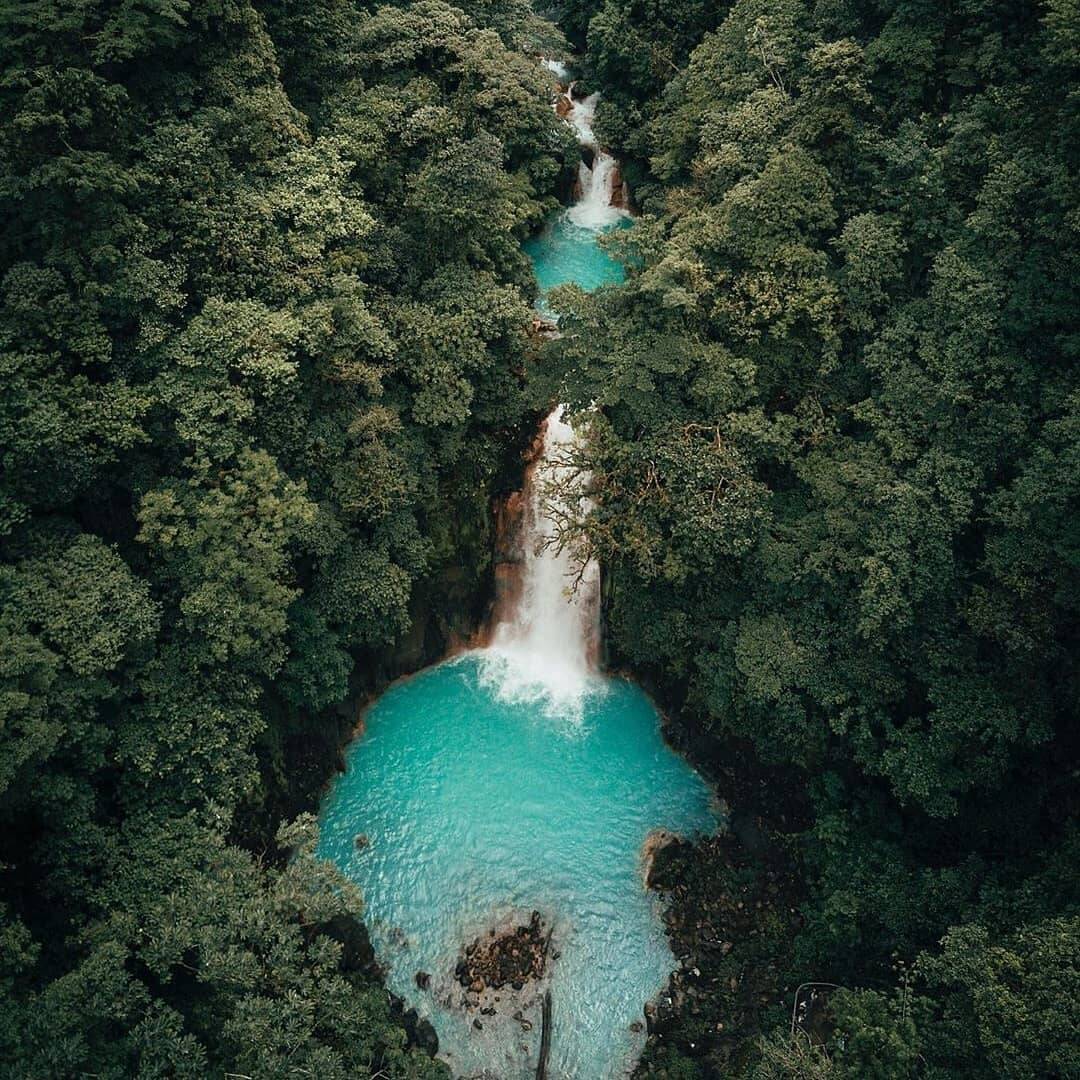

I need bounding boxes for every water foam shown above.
[482,406,600,718]
[564,91,629,230]
[542,57,571,83]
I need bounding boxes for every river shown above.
[316,61,716,1079]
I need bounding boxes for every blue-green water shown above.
[317,656,716,1078]
[523,213,631,297]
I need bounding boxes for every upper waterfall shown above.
[563,89,628,229]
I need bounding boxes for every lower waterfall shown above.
[483,405,600,716]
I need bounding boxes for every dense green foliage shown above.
[548,0,1080,1074]
[0,0,572,1072]
[5,0,1079,1073]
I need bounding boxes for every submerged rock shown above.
[410,1013,439,1056]
[456,910,552,994]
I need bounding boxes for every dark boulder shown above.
[318,914,378,976]
[390,999,440,1057]
[456,910,552,993]
[645,836,689,892]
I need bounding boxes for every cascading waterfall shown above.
[541,57,570,81]
[316,55,717,1080]
[564,90,627,229]
[524,69,631,298]
[481,65,629,714]
[483,406,600,714]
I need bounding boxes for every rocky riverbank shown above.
[634,721,812,1077]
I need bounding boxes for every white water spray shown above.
[542,57,571,82]
[564,90,628,229]
[484,407,600,715]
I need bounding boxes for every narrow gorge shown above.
[316,61,718,1079]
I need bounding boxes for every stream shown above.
[316,61,717,1079]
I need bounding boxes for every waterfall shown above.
[479,62,629,715]
[542,58,570,82]
[563,90,627,229]
[483,407,601,715]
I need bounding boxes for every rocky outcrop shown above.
[479,421,550,644]
[641,828,681,887]
[390,998,440,1057]
[609,162,632,212]
[317,913,380,977]
[456,910,552,993]
[631,734,811,1076]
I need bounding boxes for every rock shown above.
[456,912,551,994]
[555,95,572,119]
[390,1002,439,1057]
[643,999,679,1037]
[642,829,688,889]
[609,163,631,211]
[415,971,431,990]
[412,1015,439,1057]
[629,1021,644,1033]
[473,1018,483,1031]
[354,833,370,850]
[317,913,378,976]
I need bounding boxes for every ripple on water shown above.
[316,654,717,1078]
[523,212,631,299]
